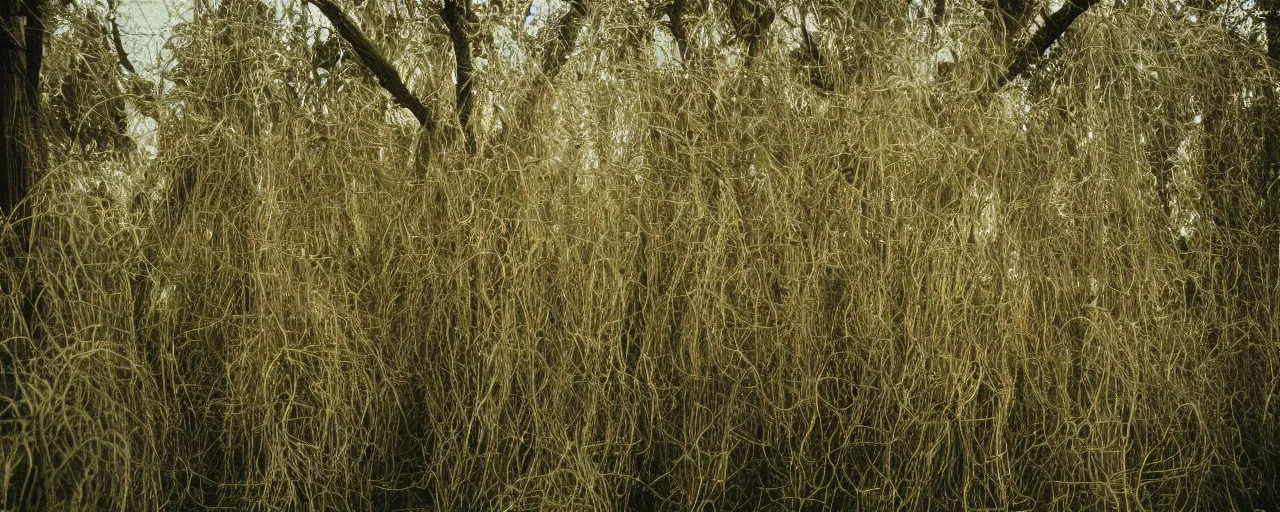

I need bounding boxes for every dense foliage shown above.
[4,1,1280,509]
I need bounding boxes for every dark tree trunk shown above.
[1264,0,1280,63]
[985,0,1034,47]
[729,0,773,66]
[2,1,44,509]
[2,0,41,220]
[442,0,477,155]
[667,0,689,64]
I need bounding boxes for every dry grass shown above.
[3,2,1279,510]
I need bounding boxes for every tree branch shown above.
[542,0,586,79]
[996,0,1100,89]
[797,26,831,91]
[306,0,434,129]
[107,0,135,74]
[777,6,829,91]
[442,0,476,154]
[666,0,688,64]
[729,0,773,66]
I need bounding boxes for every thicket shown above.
[3,1,1280,510]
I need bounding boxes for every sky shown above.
[115,0,188,75]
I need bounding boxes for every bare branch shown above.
[442,0,477,154]
[107,0,135,74]
[797,27,831,91]
[306,0,435,129]
[997,0,1100,89]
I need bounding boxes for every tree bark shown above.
[795,22,830,91]
[666,0,689,65]
[1264,0,1280,63]
[306,0,435,130]
[986,0,1034,47]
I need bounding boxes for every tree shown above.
[1,1,43,509]
[1,0,42,220]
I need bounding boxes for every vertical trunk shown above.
[495,0,587,142]
[2,0,41,220]
[2,1,44,509]
[1265,0,1280,63]
[442,0,477,154]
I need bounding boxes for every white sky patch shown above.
[934,46,955,64]
[524,0,565,37]
[492,25,527,68]
[116,0,193,76]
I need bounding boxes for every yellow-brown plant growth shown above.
[3,2,1279,510]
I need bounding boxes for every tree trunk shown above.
[442,0,477,154]
[2,0,41,220]
[2,1,44,509]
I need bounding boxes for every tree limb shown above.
[729,0,773,66]
[666,0,688,64]
[996,0,1100,89]
[442,0,476,154]
[306,0,434,129]
[777,6,829,91]
[107,0,135,74]
[542,0,586,80]
[797,26,831,91]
